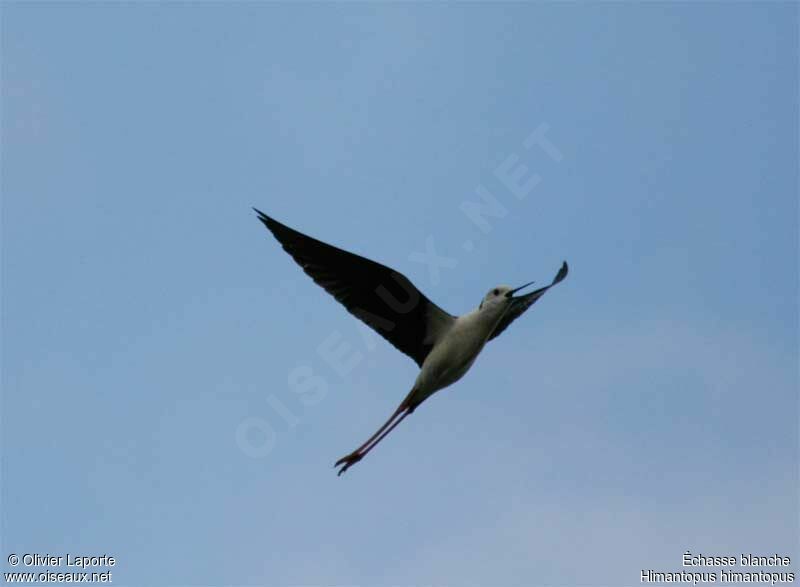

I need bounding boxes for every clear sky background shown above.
[2,3,797,586]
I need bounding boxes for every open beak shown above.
[505,280,535,298]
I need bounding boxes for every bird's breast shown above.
[415,310,501,394]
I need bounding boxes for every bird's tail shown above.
[398,384,425,414]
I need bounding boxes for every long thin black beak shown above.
[506,280,535,298]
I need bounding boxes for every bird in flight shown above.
[254,209,568,475]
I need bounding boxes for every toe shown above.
[334,453,363,476]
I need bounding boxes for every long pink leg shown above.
[354,410,410,458]
[335,403,414,476]
[334,405,405,465]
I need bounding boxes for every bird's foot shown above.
[334,451,363,476]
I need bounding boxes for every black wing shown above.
[254,209,455,367]
[489,261,568,341]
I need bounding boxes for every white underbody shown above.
[409,302,509,407]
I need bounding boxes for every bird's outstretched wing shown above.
[488,261,569,341]
[254,209,455,367]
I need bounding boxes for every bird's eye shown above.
[493,289,499,296]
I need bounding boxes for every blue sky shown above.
[2,2,797,585]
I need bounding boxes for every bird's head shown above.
[478,281,535,311]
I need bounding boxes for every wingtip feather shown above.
[252,207,270,222]
[553,261,569,285]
